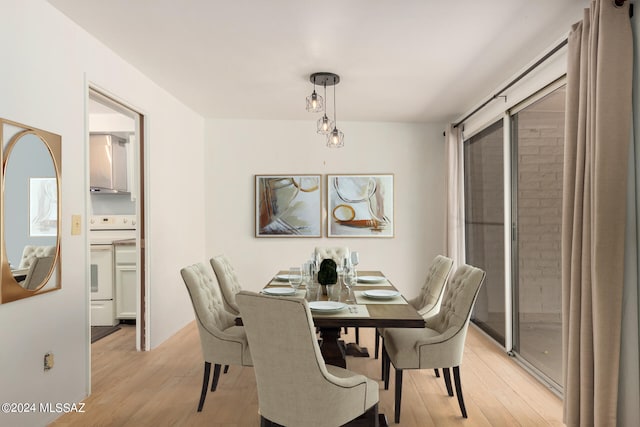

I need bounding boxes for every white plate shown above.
[274,274,300,281]
[308,301,347,312]
[357,275,387,283]
[262,287,297,296]
[362,290,400,300]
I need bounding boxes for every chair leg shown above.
[260,416,284,427]
[364,403,380,427]
[394,369,403,424]
[211,363,222,392]
[382,347,391,389]
[453,366,468,418]
[197,362,211,412]
[434,368,440,377]
[374,329,380,359]
[223,365,229,374]
[442,367,454,396]
[348,403,379,427]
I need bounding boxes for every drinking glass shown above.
[343,267,357,304]
[301,262,311,286]
[350,251,359,271]
[288,267,302,292]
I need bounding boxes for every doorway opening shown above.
[87,87,146,351]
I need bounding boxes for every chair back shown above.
[181,263,250,365]
[409,255,453,318]
[22,256,54,290]
[426,264,485,341]
[18,245,56,269]
[210,255,242,315]
[314,246,350,265]
[236,291,374,427]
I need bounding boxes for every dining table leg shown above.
[318,327,347,368]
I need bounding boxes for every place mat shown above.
[311,304,370,318]
[354,291,408,305]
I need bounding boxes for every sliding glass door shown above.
[511,85,565,387]
[464,120,506,345]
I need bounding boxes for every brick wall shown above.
[516,91,565,319]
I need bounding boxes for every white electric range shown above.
[89,215,137,326]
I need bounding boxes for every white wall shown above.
[204,119,446,298]
[0,1,206,425]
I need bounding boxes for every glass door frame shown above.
[507,77,566,393]
[462,76,566,394]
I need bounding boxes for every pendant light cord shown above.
[333,76,337,127]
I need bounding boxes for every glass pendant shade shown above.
[317,114,334,135]
[326,127,344,148]
[306,90,324,113]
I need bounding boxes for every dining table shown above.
[261,270,425,369]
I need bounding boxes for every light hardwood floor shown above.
[51,322,564,427]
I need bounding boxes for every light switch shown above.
[71,215,81,235]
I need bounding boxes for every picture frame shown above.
[255,174,322,237]
[29,177,58,237]
[327,174,394,237]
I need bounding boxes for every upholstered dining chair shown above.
[180,263,252,412]
[210,255,242,315]
[236,291,380,427]
[381,264,485,423]
[18,245,56,269]
[314,246,350,265]
[374,255,453,359]
[21,256,55,290]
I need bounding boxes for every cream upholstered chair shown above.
[374,255,453,359]
[381,264,485,423]
[18,245,56,269]
[236,291,380,427]
[210,255,242,315]
[22,256,55,290]
[180,263,252,412]
[314,246,350,265]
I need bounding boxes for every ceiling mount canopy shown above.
[310,72,340,86]
[306,72,344,148]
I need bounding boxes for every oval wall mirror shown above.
[1,119,62,303]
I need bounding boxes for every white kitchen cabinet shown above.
[115,243,137,320]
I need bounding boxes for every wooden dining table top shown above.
[265,270,425,329]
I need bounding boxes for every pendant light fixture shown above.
[305,76,324,113]
[307,72,344,147]
[326,79,344,148]
[316,82,333,135]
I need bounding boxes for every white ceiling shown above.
[49,0,588,124]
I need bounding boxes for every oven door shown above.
[90,244,114,300]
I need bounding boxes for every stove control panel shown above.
[90,215,137,230]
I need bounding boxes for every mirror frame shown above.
[1,118,62,303]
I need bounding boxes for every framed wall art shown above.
[255,175,321,237]
[29,177,58,237]
[327,174,394,237]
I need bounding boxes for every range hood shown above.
[90,133,129,194]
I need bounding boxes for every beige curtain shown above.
[445,124,466,269]
[562,1,633,426]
